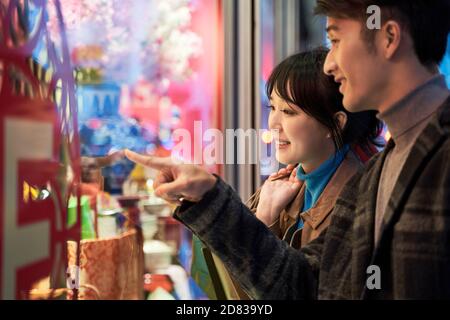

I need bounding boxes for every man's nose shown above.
[323,50,337,76]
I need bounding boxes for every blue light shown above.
[440,34,450,88]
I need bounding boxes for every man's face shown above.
[323,17,386,112]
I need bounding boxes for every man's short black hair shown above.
[315,0,450,68]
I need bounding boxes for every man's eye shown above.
[266,105,275,111]
[330,39,339,45]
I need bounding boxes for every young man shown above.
[125,0,450,299]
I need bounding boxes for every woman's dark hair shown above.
[266,47,384,153]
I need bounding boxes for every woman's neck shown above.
[300,143,336,174]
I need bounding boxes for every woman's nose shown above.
[268,111,283,135]
[268,110,279,129]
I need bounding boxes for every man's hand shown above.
[124,149,217,205]
[256,165,301,226]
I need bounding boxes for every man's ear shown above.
[335,111,348,131]
[381,20,402,60]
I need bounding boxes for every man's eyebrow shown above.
[326,25,339,33]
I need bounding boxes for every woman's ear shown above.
[335,111,348,131]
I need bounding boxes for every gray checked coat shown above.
[175,96,450,299]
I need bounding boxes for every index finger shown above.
[124,149,171,170]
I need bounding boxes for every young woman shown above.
[191,47,383,298]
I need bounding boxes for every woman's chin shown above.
[275,153,294,166]
[276,149,304,166]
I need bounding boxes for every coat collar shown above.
[283,150,363,229]
[303,150,362,229]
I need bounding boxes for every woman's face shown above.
[268,90,334,167]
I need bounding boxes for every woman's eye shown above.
[281,109,296,116]
[266,105,296,115]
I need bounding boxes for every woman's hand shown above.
[256,165,301,226]
[124,149,217,205]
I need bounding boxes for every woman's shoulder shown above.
[334,150,364,184]
[322,149,372,201]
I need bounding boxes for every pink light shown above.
[87,118,102,130]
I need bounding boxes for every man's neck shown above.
[376,72,449,145]
[376,62,437,114]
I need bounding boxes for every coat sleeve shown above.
[174,175,324,300]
